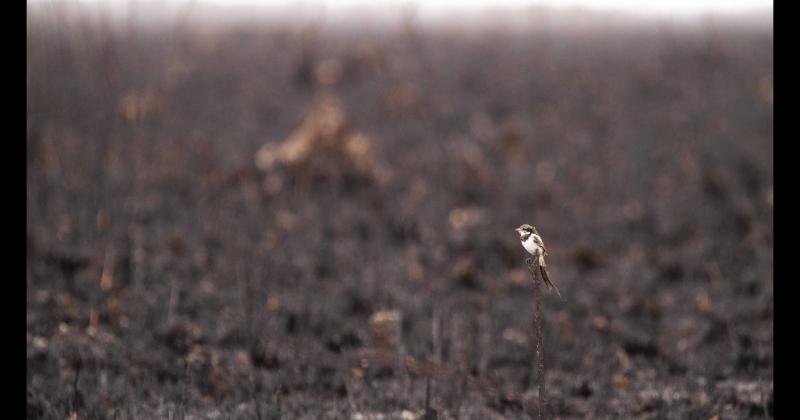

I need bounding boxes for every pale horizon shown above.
[28,0,773,20]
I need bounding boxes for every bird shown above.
[515,224,561,299]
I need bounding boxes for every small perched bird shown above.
[515,224,561,298]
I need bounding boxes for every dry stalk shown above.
[527,257,546,420]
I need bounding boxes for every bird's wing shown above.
[532,234,547,256]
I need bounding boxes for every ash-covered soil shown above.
[27,12,772,419]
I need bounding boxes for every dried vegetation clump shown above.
[118,89,164,123]
[255,94,382,189]
[369,310,403,352]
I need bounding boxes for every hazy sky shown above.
[42,0,773,16]
[429,0,771,15]
[29,0,773,30]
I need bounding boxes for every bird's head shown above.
[515,224,536,238]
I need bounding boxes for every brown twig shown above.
[527,257,546,420]
[424,376,433,419]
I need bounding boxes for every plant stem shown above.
[529,258,546,420]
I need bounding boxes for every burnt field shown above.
[27,9,773,419]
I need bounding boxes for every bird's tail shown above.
[539,263,562,300]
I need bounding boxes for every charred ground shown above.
[27,10,772,419]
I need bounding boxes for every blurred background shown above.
[27,0,772,418]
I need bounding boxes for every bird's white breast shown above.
[522,235,541,255]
